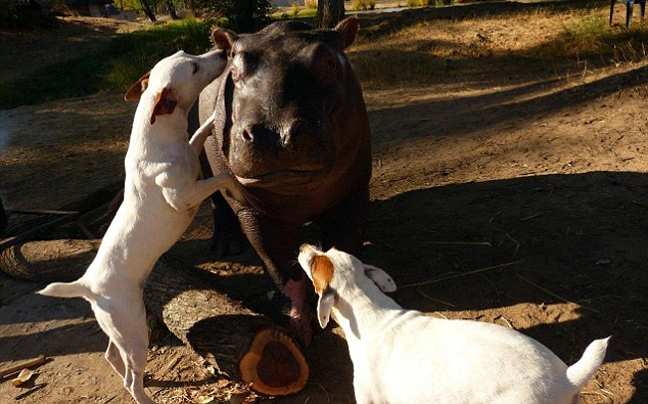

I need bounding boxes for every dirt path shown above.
[1,3,648,404]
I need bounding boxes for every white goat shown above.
[298,244,609,404]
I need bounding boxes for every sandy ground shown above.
[1,2,648,403]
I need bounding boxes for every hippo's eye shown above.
[191,62,199,74]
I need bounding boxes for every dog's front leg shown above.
[159,172,242,211]
[188,112,216,154]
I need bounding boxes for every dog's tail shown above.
[566,336,610,390]
[38,280,93,300]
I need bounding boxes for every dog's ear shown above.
[310,254,336,328]
[364,264,397,293]
[124,71,151,101]
[150,87,177,125]
[316,288,335,329]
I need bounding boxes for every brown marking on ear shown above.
[150,87,177,125]
[334,17,359,50]
[124,71,151,101]
[311,255,334,294]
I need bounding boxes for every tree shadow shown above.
[365,62,648,169]
[1,170,645,401]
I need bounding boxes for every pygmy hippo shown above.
[199,17,371,342]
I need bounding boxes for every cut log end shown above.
[239,328,309,396]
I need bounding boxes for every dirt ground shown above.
[2,1,648,403]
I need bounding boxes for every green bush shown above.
[0,18,220,109]
[196,0,272,32]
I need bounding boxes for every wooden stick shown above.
[425,241,492,247]
[0,355,47,378]
[399,260,525,289]
[515,274,599,313]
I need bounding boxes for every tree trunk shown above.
[236,0,254,32]
[317,0,345,28]
[145,255,309,395]
[0,239,309,396]
[0,239,99,282]
[164,0,179,20]
[140,0,157,22]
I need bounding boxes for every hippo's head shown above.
[203,18,369,193]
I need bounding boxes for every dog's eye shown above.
[191,62,199,74]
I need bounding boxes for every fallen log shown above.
[146,255,309,396]
[0,239,99,282]
[0,239,309,396]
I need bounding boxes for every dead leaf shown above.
[197,395,216,404]
[12,369,34,387]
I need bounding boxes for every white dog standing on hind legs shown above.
[38,48,242,404]
[297,245,610,404]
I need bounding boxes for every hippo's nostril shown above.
[242,128,253,143]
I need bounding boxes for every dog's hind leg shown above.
[109,297,155,404]
[122,338,154,404]
[105,340,126,379]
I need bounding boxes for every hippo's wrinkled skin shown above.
[198,18,371,342]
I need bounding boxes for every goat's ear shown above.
[316,288,335,329]
[124,71,151,101]
[364,265,397,293]
[150,87,177,125]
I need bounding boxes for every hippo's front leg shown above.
[318,184,371,257]
[236,208,314,344]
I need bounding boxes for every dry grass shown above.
[350,4,648,88]
[352,0,377,11]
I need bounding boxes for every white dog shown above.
[298,245,610,404]
[39,49,241,404]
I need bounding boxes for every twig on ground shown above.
[521,213,542,221]
[0,355,48,379]
[505,233,520,259]
[416,287,456,308]
[14,383,46,400]
[400,260,525,289]
[515,274,599,313]
[426,241,492,247]
[489,210,503,223]
[313,382,331,403]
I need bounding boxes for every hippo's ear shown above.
[334,17,359,50]
[211,27,237,53]
[124,71,150,101]
[150,87,177,125]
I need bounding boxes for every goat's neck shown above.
[333,284,402,347]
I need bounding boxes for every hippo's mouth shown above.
[235,170,321,187]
